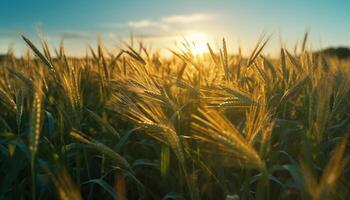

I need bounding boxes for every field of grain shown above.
[0,35,349,200]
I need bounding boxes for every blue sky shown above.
[1,0,349,56]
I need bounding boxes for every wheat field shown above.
[0,35,349,200]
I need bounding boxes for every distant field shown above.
[0,35,349,200]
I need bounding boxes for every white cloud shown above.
[128,20,154,28]
[127,20,169,30]
[103,13,212,32]
[161,13,209,23]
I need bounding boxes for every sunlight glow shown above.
[178,31,210,55]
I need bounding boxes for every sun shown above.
[177,31,210,55]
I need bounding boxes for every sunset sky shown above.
[1,0,349,56]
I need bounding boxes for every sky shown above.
[0,0,350,56]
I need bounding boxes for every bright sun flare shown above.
[178,31,209,55]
